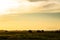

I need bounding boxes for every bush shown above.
[28,30,32,33]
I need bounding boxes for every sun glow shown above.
[0,0,33,15]
[0,0,20,15]
[0,0,49,15]
[0,0,60,15]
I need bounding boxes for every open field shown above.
[0,30,60,40]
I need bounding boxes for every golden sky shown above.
[0,0,60,15]
[0,0,60,30]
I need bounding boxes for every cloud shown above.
[28,0,60,2]
[7,0,60,14]
[0,0,60,15]
[28,0,48,2]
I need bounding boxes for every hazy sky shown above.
[0,0,60,15]
[0,13,60,30]
[0,0,60,30]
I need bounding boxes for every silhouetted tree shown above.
[37,30,41,33]
[41,30,44,32]
[55,30,60,33]
[5,30,8,32]
[37,30,44,33]
[28,30,32,33]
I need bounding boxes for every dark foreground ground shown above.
[0,30,60,40]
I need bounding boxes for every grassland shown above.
[0,30,60,40]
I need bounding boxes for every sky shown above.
[0,0,60,30]
[0,0,60,15]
